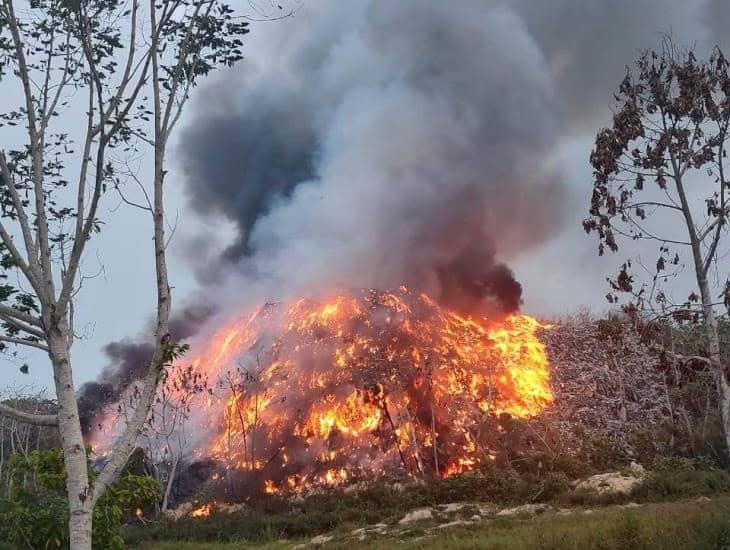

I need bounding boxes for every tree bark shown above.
[0,403,57,426]
[161,455,179,512]
[718,369,730,452]
[698,276,730,452]
[49,324,93,550]
[673,159,730,454]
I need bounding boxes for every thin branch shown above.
[699,213,727,242]
[612,217,691,246]
[161,0,210,135]
[702,120,729,276]
[57,11,159,315]
[4,0,56,299]
[114,185,153,212]
[0,335,48,352]
[99,0,140,127]
[164,209,180,249]
[41,30,75,134]
[0,218,37,290]
[0,149,39,285]
[664,350,713,367]
[628,201,683,212]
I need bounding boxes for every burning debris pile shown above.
[92,286,554,499]
[195,287,552,491]
[92,293,675,508]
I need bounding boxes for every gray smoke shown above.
[180,0,569,313]
[180,1,730,312]
[510,0,721,131]
[83,1,730,424]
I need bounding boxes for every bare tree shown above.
[0,386,59,496]
[0,1,248,546]
[584,40,730,453]
[139,362,208,512]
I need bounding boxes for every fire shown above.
[297,391,383,438]
[264,479,279,494]
[93,286,553,495]
[191,502,214,518]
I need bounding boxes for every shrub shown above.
[632,456,730,500]
[0,448,160,549]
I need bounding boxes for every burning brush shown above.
[92,286,553,497]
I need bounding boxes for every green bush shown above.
[632,456,730,500]
[0,448,160,549]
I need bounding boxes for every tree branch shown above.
[663,350,713,367]
[0,402,57,426]
[702,120,729,276]
[0,304,43,328]
[628,201,683,212]
[0,334,48,351]
[4,0,56,301]
[0,149,40,287]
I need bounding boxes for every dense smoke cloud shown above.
[181,0,568,313]
[81,0,730,419]
[510,1,710,129]
[180,0,730,310]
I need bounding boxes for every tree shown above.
[0,0,248,547]
[0,386,59,496]
[584,40,730,454]
[138,362,208,512]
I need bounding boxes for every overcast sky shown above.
[5,0,730,391]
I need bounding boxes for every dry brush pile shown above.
[533,314,718,469]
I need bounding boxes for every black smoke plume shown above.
[78,304,214,433]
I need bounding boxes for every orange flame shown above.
[93,286,553,494]
[191,502,214,518]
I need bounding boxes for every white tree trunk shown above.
[697,275,730,453]
[719,373,730,452]
[675,164,730,455]
[49,326,93,550]
[161,455,179,512]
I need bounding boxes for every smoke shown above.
[509,0,717,132]
[179,0,730,310]
[82,1,730,428]
[78,304,214,432]
[180,0,568,313]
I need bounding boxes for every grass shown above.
[132,496,730,549]
[134,544,289,550]
[122,469,559,546]
[124,458,730,547]
[355,497,730,550]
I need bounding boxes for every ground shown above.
[124,460,730,549]
[132,496,730,549]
